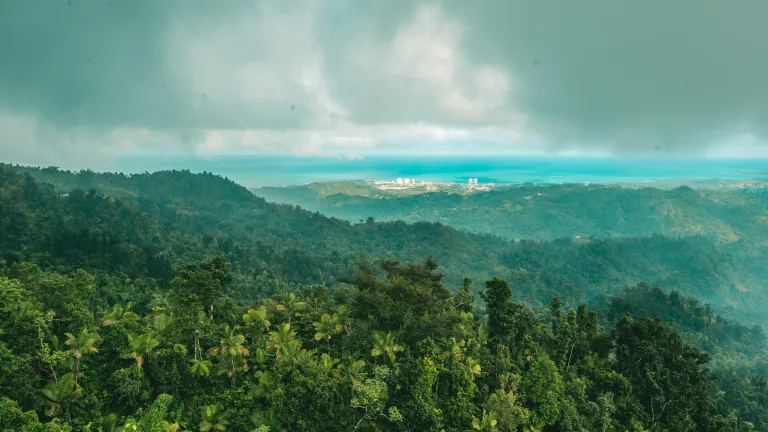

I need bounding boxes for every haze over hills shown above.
[3,163,768,431]
[5,164,766,324]
[252,180,768,242]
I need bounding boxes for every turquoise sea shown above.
[114,155,768,187]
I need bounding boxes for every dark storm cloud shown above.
[320,0,768,153]
[1,0,767,162]
[450,0,768,152]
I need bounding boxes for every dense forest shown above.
[252,182,767,276]
[4,165,765,324]
[2,165,768,431]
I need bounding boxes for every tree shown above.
[267,323,296,358]
[41,373,79,420]
[351,366,403,431]
[320,353,340,371]
[122,394,176,432]
[121,332,160,367]
[242,306,270,346]
[62,327,99,384]
[275,293,305,326]
[614,316,712,431]
[371,331,404,364]
[199,404,229,432]
[210,325,249,385]
[482,277,513,342]
[485,385,530,432]
[472,409,498,432]
[454,277,475,313]
[521,354,564,429]
[171,256,231,321]
[102,303,139,326]
[313,313,342,354]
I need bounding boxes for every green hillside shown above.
[253,182,768,278]
[3,165,765,324]
[2,165,768,431]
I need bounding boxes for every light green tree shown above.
[371,331,404,364]
[121,332,160,367]
[275,293,305,326]
[242,306,271,346]
[351,366,403,431]
[266,323,295,358]
[313,313,342,354]
[209,325,249,384]
[199,404,229,432]
[472,409,498,432]
[102,303,140,326]
[63,327,100,384]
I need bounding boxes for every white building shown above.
[396,178,403,184]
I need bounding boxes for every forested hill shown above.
[2,164,766,325]
[252,181,767,261]
[3,164,768,431]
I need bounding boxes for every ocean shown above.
[114,155,768,187]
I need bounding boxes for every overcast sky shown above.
[2,0,768,168]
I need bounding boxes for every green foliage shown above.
[521,354,565,428]
[370,331,404,364]
[123,394,174,432]
[121,332,160,367]
[199,404,228,431]
[107,366,150,414]
[0,165,766,431]
[41,373,81,420]
[0,396,39,432]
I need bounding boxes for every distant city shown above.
[396,177,479,184]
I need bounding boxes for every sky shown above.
[2,0,768,169]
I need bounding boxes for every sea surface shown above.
[114,155,768,187]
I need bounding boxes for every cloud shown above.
[1,0,767,167]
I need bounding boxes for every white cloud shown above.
[387,4,512,122]
[148,2,531,158]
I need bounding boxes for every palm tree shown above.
[313,313,342,354]
[320,353,340,371]
[278,340,307,364]
[335,305,353,357]
[192,311,214,365]
[42,373,80,420]
[242,306,271,346]
[63,327,100,384]
[101,413,122,432]
[467,356,482,379]
[335,305,353,336]
[210,325,249,384]
[472,409,498,432]
[189,358,213,377]
[266,323,295,358]
[121,331,160,367]
[102,303,139,326]
[199,404,229,431]
[343,359,368,384]
[371,331,404,364]
[275,293,305,325]
[152,312,174,332]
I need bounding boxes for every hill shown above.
[2,164,768,430]
[253,181,768,277]
[2,164,766,325]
